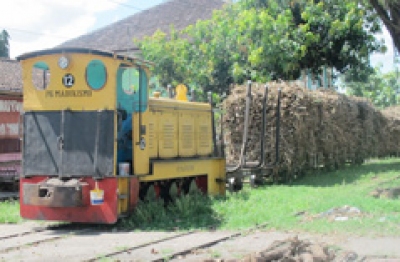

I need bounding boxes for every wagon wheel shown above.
[250,173,264,188]
[285,172,294,185]
[227,177,243,192]
[271,168,281,184]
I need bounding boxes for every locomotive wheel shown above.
[188,179,199,194]
[160,181,172,204]
[169,181,179,200]
[145,184,157,201]
[139,182,151,201]
[181,178,192,195]
[180,177,200,195]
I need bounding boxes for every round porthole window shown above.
[86,60,107,90]
[32,61,50,90]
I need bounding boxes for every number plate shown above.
[62,74,75,88]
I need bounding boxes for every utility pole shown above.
[395,39,400,100]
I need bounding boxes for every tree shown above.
[368,0,400,55]
[0,30,10,58]
[344,65,400,108]
[139,27,190,88]
[138,0,383,97]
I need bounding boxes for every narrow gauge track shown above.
[0,223,93,254]
[86,230,242,262]
[0,223,267,262]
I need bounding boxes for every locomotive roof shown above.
[16,47,153,68]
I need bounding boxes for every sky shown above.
[1,0,164,58]
[0,0,397,73]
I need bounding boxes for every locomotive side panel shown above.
[196,112,213,156]
[158,109,179,158]
[147,110,158,158]
[148,98,213,159]
[179,110,196,157]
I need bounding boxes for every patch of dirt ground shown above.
[187,230,400,261]
[1,222,400,261]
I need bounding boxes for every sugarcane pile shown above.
[222,82,400,180]
[382,105,400,157]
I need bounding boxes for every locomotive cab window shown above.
[86,59,107,90]
[32,62,50,90]
[121,67,139,95]
[117,66,148,113]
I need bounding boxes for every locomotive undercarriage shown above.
[138,175,207,204]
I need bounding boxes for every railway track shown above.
[0,222,268,261]
[1,222,399,261]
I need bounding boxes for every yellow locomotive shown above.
[18,48,226,224]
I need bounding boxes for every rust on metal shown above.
[22,181,87,207]
[0,95,22,140]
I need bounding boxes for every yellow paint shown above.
[21,53,121,111]
[147,110,159,158]
[157,109,178,158]
[146,98,212,159]
[19,49,226,209]
[133,110,150,175]
[152,91,161,98]
[117,177,129,215]
[175,84,188,101]
[178,111,196,157]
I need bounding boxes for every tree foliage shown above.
[138,0,383,97]
[0,30,10,58]
[368,0,400,55]
[345,66,400,108]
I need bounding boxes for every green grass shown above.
[0,200,22,223]
[120,192,222,230]
[121,158,400,236]
[218,158,400,236]
[2,158,400,237]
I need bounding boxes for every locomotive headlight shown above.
[58,56,69,69]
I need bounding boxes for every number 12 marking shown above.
[62,74,75,88]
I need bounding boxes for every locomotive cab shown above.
[17,48,226,224]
